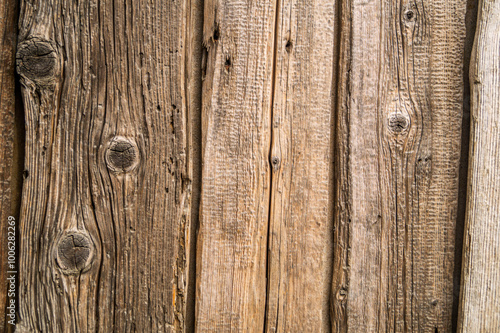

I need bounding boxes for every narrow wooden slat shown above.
[331,0,466,331]
[16,0,196,331]
[0,0,19,330]
[458,1,500,330]
[195,0,277,330]
[264,0,337,331]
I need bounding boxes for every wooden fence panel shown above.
[264,0,337,331]
[195,0,276,331]
[331,0,466,332]
[458,0,500,330]
[16,0,196,331]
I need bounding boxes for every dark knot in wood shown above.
[388,113,409,134]
[56,232,94,275]
[16,37,58,82]
[105,136,140,173]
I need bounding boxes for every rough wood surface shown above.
[458,0,500,331]
[195,0,276,331]
[0,0,19,331]
[16,0,197,331]
[264,0,337,331]
[331,0,466,331]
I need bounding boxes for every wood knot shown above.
[56,232,94,275]
[16,37,58,83]
[271,156,280,171]
[388,113,409,134]
[105,137,140,173]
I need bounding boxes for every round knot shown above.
[16,37,58,82]
[56,232,94,275]
[388,113,409,134]
[105,137,140,173]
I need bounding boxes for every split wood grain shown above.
[195,0,277,331]
[264,0,337,331]
[458,0,500,331]
[331,0,466,331]
[0,0,19,331]
[16,0,199,331]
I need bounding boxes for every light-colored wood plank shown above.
[16,0,196,331]
[458,0,500,331]
[0,0,19,330]
[264,0,337,331]
[195,0,277,331]
[331,0,466,331]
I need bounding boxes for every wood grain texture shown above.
[195,0,276,331]
[458,0,500,331]
[264,0,337,331]
[0,0,19,331]
[16,0,197,331]
[331,0,466,331]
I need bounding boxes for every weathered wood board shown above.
[195,0,276,331]
[16,0,198,331]
[458,0,500,331]
[0,0,20,331]
[331,0,466,332]
[265,0,337,331]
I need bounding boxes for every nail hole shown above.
[225,56,232,71]
[285,40,293,53]
[213,25,220,41]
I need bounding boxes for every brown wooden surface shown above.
[16,0,200,331]
[331,0,466,331]
[195,0,276,330]
[0,0,483,331]
[458,0,500,330]
[0,0,19,331]
[264,0,337,331]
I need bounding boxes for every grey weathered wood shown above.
[16,0,198,331]
[264,0,337,331]
[331,0,466,331]
[458,0,500,331]
[195,0,276,331]
[0,0,19,331]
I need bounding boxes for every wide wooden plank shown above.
[0,0,19,330]
[458,1,500,331]
[16,0,196,331]
[264,0,337,331]
[195,0,277,331]
[331,0,466,331]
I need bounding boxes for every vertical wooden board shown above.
[195,0,276,331]
[16,0,195,331]
[331,0,466,331]
[265,0,336,331]
[459,0,500,331]
[0,0,19,330]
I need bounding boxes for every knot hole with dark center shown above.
[388,113,409,134]
[56,232,94,275]
[105,137,140,173]
[403,9,416,22]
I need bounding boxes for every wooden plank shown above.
[264,0,337,331]
[458,1,500,331]
[16,0,196,331]
[331,0,466,331]
[0,0,19,331]
[195,0,277,331]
